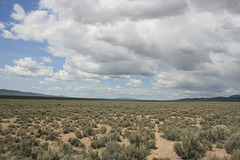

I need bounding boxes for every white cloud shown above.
[11,4,25,21]
[41,56,52,63]
[0,57,54,77]
[83,78,101,84]
[0,23,5,30]
[103,75,130,81]
[40,81,48,85]
[126,79,143,87]
[115,85,122,90]
[47,86,63,91]
[155,73,176,88]
[45,70,74,81]
[2,65,35,77]
[14,57,43,70]
[1,30,18,39]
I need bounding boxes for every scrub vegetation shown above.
[0,99,239,159]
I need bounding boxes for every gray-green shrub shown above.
[225,133,240,154]
[174,131,207,159]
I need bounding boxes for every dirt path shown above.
[146,124,180,160]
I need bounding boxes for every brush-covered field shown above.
[0,99,240,160]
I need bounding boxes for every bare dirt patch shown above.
[204,145,230,160]
[1,117,17,130]
[59,132,76,143]
[147,132,180,160]
[147,124,180,160]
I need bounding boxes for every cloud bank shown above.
[1,0,240,98]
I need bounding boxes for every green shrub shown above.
[100,126,107,134]
[75,130,83,139]
[174,131,207,159]
[11,135,40,158]
[129,132,144,147]
[68,138,84,148]
[212,125,231,143]
[0,139,5,154]
[42,148,60,160]
[18,140,33,157]
[88,149,101,160]
[231,149,240,160]
[92,136,109,149]
[155,120,160,124]
[30,127,35,135]
[82,126,95,137]
[17,128,26,136]
[46,131,59,141]
[41,142,49,151]
[216,143,224,149]
[206,155,228,160]
[125,143,149,160]
[91,133,121,149]
[225,133,240,154]
[101,141,125,160]
[92,122,98,128]
[60,143,72,155]
[127,128,155,149]
[109,132,122,142]
[147,139,157,149]
[35,128,48,138]
[200,129,214,143]
[162,126,181,141]
[62,126,74,134]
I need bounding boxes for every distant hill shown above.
[178,95,240,102]
[0,89,47,96]
[1,89,240,102]
[0,89,107,100]
[229,94,240,98]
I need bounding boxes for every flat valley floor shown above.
[0,99,239,159]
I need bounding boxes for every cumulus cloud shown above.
[11,4,26,21]
[0,23,5,30]
[1,0,240,97]
[45,70,75,81]
[103,75,130,81]
[40,81,48,85]
[0,57,53,77]
[154,51,240,97]
[39,0,188,23]
[47,86,63,91]
[127,79,143,87]
[41,56,52,63]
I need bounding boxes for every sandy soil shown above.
[81,137,92,148]
[97,124,111,134]
[147,124,180,160]
[204,145,230,160]
[147,132,180,160]
[59,132,76,143]
[1,117,17,130]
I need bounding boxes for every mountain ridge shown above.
[0,89,48,96]
[178,95,240,102]
[0,89,240,101]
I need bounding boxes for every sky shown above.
[0,0,240,100]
